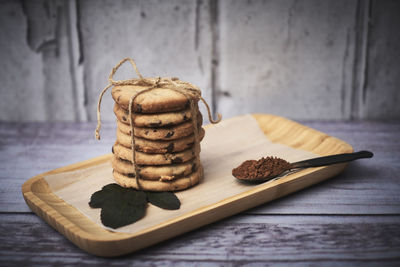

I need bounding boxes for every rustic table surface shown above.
[1,120,399,266]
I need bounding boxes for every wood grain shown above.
[20,114,354,256]
[362,0,400,119]
[78,0,214,123]
[1,214,399,264]
[217,0,357,120]
[1,119,399,263]
[0,0,80,121]
[2,120,399,215]
[0,0,46,121]
[1,0,399,122]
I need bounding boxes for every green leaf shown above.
[100,191,147,229]
[89,183,121,208]
[146,191,181,210]
[122,188,147,207]
[89,183,181,229]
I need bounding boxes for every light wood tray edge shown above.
[22,114,353,257]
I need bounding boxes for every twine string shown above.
[95,57,145,140]
[108,57,144,84]
[199,96,222,124]
[95,84,112,140]
[95,58,221,186]
[165,86,200,186]
[128,79,160,190]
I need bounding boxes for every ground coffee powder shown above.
[232,156,291,180]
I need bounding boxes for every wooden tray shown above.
[22,114,353,257]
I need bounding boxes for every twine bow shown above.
[95,58,221,189]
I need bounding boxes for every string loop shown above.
[96,58,221,140]
[95,58,222,187]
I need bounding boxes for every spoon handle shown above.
[290,151,373,169]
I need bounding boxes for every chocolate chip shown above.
[149,121,162,127]
[166,143,174,153]
[153,129,157,132]
[187,142,194,147]
[165,131,174,138]
[122,116,127,122]
[171,157,183,163]
[183,114,188,121]
[172,173,182,179]
[127,173,136,178]
[121,158,131,163]
[191,163,197,173]
[136,103,142,113]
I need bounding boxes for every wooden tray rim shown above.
[22,113,354,256]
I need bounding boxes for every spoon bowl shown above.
[233,151,373,183]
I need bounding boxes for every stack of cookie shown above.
[110,79,204,191]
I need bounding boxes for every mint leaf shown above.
[89,184,181,229]
[146,191,181,210]
[123,189,147,206]
[100,190,147,229]
[89,183,121,208]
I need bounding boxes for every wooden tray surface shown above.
[22,114,353,257]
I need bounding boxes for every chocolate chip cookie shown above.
[111,78,201,113]
[113,103,195,127]
[116,127,205,153]
[116,118,203,141]
[111,155,197,181]
[113,165,203,191]
[112,142,197,165]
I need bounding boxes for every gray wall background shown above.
[0,0,399,122]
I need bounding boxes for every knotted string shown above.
[95,57,221,188]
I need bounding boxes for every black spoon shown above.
[233,151,373,182]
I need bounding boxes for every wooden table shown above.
[1,120,399,265]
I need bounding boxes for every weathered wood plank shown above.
[0,0,46,121]
[2,0,400,122]
[0,214,399,264]
[78,0,214,123]
[217,0,357,120]
[36,0,79,121]
[0,0,82,121]
[0,121,114,146]
[1,121,399,215]
[362,0,400,119]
